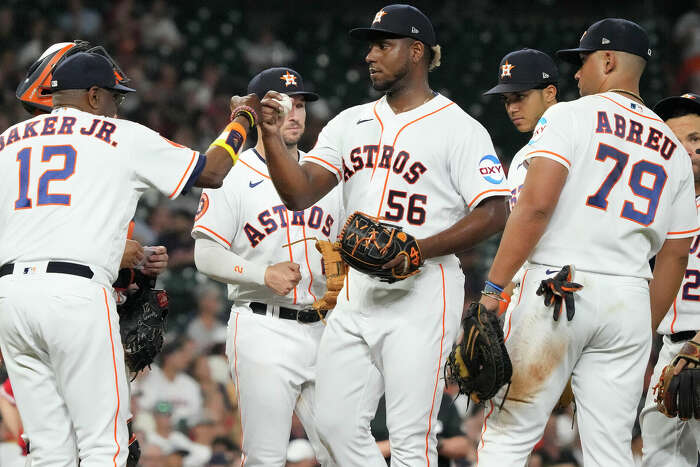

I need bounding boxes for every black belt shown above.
[0,261,94,279]
[249,301,326,323]
[670,330,697,343]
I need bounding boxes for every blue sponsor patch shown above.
[479,154,504,184]
[528,117,547,146]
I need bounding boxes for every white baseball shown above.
[275,93,292,116]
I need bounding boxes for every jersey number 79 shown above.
[14,145,77,210]
[585,143,667,226]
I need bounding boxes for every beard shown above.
[370,60,411,92]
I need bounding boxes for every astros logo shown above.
[280,71,297,87]
[682,93,697,100]
[500,60,515,78]
[373,9,387,23]
[195,193,209,222]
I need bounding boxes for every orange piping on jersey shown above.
[375,102,455,218]
[597,95,663,122]
[102,288,121,467]
[424,264,447,466]
[233,313,245,466]
[506,269,529,343]
[192,225,232,247]
[238,158,271,179]
[478,399,495,460]
[283,210,298,304]
[525,150,571,168]
[304,155,342,179]
[668,227,700,236]
[301,224,317,302]
[126,221,135,240]
[370,99,385,181]
[671,297,678,334]
[467,189,511,208]
[168,151,197,199]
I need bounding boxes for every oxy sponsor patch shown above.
[528,117,547,145]
[479,154,504,184]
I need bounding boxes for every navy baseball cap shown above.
[44,52,135,94]
[349,4,436,47]
[557,18,651,65]
[484,49,559,95]
[653,93,700,121]
[247,67,318,102]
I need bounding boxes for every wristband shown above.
[231,105,257,128]
[210,121,247,164]
[484,280,504,294]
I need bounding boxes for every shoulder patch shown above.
[194,193,209,222]
[528,117,547,145]
[479,155,505,184]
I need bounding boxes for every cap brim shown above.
[349,28,408,42]
[653,96,700,121]
[108,82,136,93]
[555,48,595,65]
[287,91,319,102]
[483,82,552,95]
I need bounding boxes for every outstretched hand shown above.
[260,90,286,136]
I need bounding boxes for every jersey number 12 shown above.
[14,145,77,209]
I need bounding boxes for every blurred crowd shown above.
[0,0,699,466]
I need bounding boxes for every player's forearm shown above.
[194,238,266,286]
[419,197,508,259]
[0,398,22,438]
[197,116,252,188]
[376,440,391,458]
[437,436,471,458]
[650,238,692,331]
[487,201,551,287]
[261,132,322,210]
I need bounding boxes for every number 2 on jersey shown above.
[585,143,667,225]
[15,145,77,209]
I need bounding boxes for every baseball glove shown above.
[655,340,700,419]
[337,211,423,283]
[445,303,512,403]
[312,240,346,312]
[536,265,583,321]
[117,271,169,377]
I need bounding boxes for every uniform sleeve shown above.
[449,121,511,210]
[667,158,700,239]
[522,102,576,170]
[300,114,345,181]
[191,177,239,248]
[127,123,202,199]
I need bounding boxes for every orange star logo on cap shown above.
[500,60,516,78]
[280,71,297,87]
[373,9,387,23]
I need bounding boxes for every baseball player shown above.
[192,67,341,466]
[259,5,510,465]
[0,50,258,466]
[639,92,700,467]
[476,19,699,466]
[483,48,559,312]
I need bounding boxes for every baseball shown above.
[275,93,292,116]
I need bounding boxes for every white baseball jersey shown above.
[658,195,700,334]
[507,144,530,211]
[301,93,510,270]
[0,107,203,283]
[524,92,699,278]
[192,148,343,306]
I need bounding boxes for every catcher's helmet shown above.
[16,40,131,115]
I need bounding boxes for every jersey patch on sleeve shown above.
[528,117,547,145]
[479,154,505,184]
[194,193,209,222]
